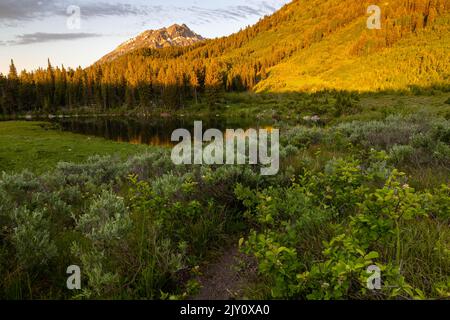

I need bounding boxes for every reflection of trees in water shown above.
[56,117,273,147]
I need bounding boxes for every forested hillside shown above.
[0,0,449,114]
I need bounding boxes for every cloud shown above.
[0,0,59,21]
[0,0,285,22]
[185,5,265,22]
[74,2,143,18]
[0,1,122,22]
[5,32,101,45]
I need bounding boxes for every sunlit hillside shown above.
[255,1,450,92]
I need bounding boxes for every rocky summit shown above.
[98,24,205,63]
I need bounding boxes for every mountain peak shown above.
[166,23,190,33]
[99,24,204,64]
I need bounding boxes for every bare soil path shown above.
[192,245,257,300]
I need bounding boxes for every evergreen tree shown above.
[4,60,19,114]
[189,71,199,104]
[44,59,55,112]
[204,62,223,108]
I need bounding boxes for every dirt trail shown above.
[192,245,257,300]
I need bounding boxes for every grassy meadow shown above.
[0,121,150,174]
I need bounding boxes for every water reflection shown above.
[54,116,273,147]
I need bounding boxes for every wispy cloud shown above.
[0,0,283,22]
[181,5,269,23]
[4,32,101,45]
[75,2,143,18]
[0,0,58,21]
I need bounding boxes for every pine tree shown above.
[45,59,56,112]
[8,59,18,79]
[4,59,19,114]
[54,65,67,108]
[189,70,199,104]
[0,73,6,114]
[204,61,223,108]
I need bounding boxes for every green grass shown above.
[183,91,450,126]
[0,121,151,174]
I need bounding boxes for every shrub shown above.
[280,144,299,158]
[75,190,131,243]
[389,145,415,164]
[70,243,120,299]
[332,93,362,117]
[0,171,40,206]
[11,207,57,270]
[282,126,325,148]
[236,182,332,298]
[336,115,422,148]
[56,155,127,187]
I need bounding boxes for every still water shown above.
[52,116,274,147]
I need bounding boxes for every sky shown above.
[0,0,291,74]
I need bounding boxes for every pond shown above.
[51,116,274,147]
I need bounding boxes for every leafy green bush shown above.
[237,155,449,300]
